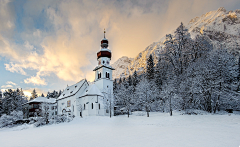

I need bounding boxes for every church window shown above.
[63,94,65,96]
[99,104,100,109]
[67,100,71,107]
[84,104,85,110]
[75,85,77,88]
[92,103,93,109]
[106,109,109,113]
[108,73,110,78]
[70,91,73,94]
[103,60,105,64]
[99,73,101,78]
[67,89,69,90]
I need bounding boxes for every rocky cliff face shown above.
[111,56,133,79]
[112,7,240,79]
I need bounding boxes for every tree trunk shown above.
[128,110,129,118]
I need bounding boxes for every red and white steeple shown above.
[93,29,114,94]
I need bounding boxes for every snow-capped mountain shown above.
[112,7,240,79]
[111,56,133,79]
[187,7,240,54]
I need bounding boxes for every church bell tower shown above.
[93,29,114,94]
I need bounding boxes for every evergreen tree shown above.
[132,70,139,87]
[30,89,38,100]
[127,75,132,87]
[113,79,117,93]
[0,90,2,116]
[41,93,45,97]
[146,54,154,81]
[154,58,163,91]
[118,77,122,85]
[58,90,62,98]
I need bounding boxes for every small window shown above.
[92,103,93,109]
[63,94,65,96]
[75,85,77,88]
[67,89,69,90]
[86,90,88,92]
[106,109,109,113]
[99,104,100,109]
[84,104,85,110]
[70,91,73,93]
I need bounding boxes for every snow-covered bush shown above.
[182,109,209,115]
[33,113,73,127]
[0,111,23,128]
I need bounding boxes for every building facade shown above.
[57,31,114,117]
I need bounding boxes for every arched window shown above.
[106,72,110,78]
[99,73,101,78]
[84,104,85,110]
[92,103,93,109]
[99,104,100,109]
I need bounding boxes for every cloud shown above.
[5,62,27,75]
[1,81,17,89]
[1,0,240,87]
[24,75,47,86]
[1,85,13,89]
[6,81,17,86]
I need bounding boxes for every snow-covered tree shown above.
[146,54,154,81]
[103,89,115,118]
[30,89,38,100]
[115,84,134,117]
[135,78,157,117]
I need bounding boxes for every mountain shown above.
[112,7,240,79]
[111,56,133,79]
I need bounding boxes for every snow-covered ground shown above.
[0,111,240,147]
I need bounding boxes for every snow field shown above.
[0,111,240,147]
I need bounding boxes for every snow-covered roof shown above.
[58,79,87,100]
[27,97,56,104]
[93,65,115,71]
[79,84,104,98]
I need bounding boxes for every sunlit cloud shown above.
[24,75,47,86]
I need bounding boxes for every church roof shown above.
[57,79,87,100]
[27,97,56,104]
[93,65,115,71]
[79,84,104,98]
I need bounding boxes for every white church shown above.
[56,30,114,117]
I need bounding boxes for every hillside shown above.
[112,7,240,79]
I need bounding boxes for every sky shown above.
[0,0,240,97]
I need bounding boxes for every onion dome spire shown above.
[101,29,108,48]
